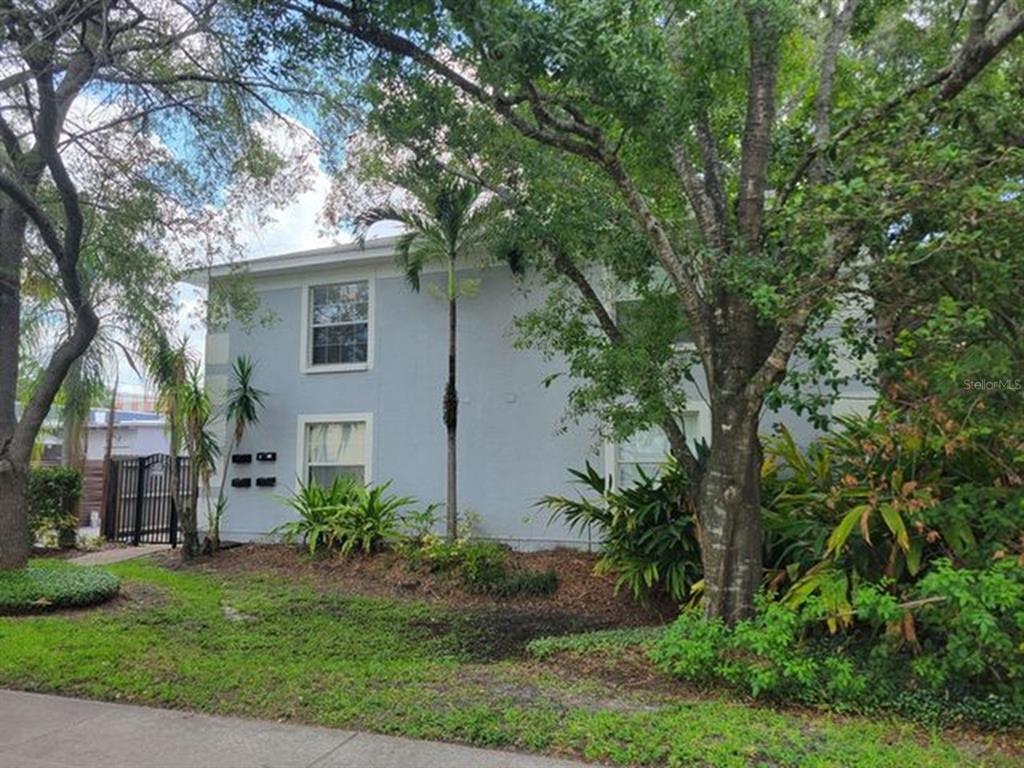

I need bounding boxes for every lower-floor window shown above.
[615,412,700,488]
[302,416,369,485]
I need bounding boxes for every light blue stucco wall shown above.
[207,264,604,547]
[206,256,874,547]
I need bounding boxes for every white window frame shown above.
[603,405,710,490]
[613,296,696,353]
[299,278,374,374]
[296,412,374,485]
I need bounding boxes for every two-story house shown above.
[190,236,873,547]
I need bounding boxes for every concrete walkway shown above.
[67,544,168,566]
[0,690,597,768]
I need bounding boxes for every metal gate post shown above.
[102,459,118,540]
[169,456,180,549]
[133,457,147,546]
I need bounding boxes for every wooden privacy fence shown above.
[102,454,192,546]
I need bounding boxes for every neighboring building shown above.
[79,410,170,527]
[84,410,170,461]
[190,236,874,548]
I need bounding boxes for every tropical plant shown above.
[140,332,195,558]
[542,460,700,603]
[355,174,505,540]
[208,355,267,552]
[762,409,1024,634]
[275,476,417,556]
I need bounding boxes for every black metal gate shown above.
[102,454,192,546]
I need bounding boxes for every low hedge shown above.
[0,562,120,615]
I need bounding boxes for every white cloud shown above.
[235,160,342,257]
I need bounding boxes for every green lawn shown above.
[0,559,1017,767]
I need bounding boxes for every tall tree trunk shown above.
[444,255,458,540]
[181,466,200,559]
[0,204,30,570]
[98,375,118,524]
[207,433,235,553]
[698,395,763,624]
[0,463,29,569]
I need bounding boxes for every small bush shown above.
[0,562,120,614]
[406,536,558,597]
[481,567,559,598]
[650,580,1024,729]
[542,460,700,602]
[459,540,509,587]
[26,466,82,548]
[274,476,417,555]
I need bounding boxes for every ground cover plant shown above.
[0,556,1019,767]
[0,561,119,615]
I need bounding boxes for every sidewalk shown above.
[0,690,597,768]
[67,545,168,566]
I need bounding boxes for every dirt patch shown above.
[154,543,676,628]
[451,609,618,662]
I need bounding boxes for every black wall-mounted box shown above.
[231,477,252,488]
[257,451,277,462]
[255,476,276,488]
[231,453,253,464]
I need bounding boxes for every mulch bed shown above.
[154,543,677,628]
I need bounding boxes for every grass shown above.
[0,561,120,614]
[0,558,1018,767]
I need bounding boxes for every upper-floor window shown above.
[615,299,693,347]
[306,280,370,370]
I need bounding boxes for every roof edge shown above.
[182,235,402,287]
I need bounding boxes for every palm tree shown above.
[356,178,504,540]
[58,347,109,473]
[140,331,195,557]
[180,362,219,555]
[207,355,266,552]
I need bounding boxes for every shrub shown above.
[0,562,120,614]
[407,536,558,597]
[762,412,1024,632]
[26,466,83,548]
[458,540,509,588]
[911,558,1024,702]
[274,476,417,555]
[650,577,1024,729]
[541,460,700,602]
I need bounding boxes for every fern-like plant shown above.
[542,460,699,602]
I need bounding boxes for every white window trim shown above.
[296,412,374,485]
[603,404,710,489]
[298,278,375,374]
[611,295,697,353]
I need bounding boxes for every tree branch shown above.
[808,0,860,184]
[548,244,703,485]
[736,4,779,252]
